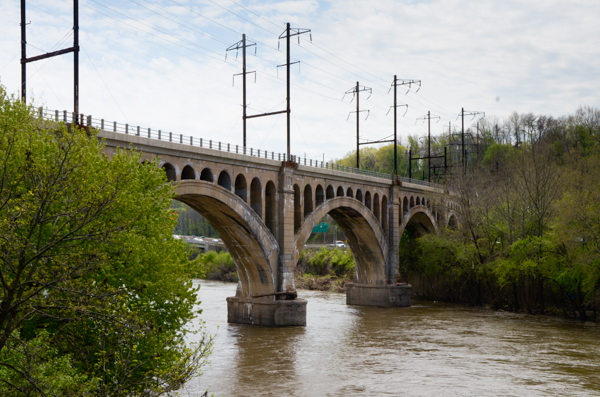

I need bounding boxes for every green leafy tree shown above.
[0,86,211,395]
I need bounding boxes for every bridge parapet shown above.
[40,108,445,189]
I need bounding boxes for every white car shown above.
[335,241,347,248]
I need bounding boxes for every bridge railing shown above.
[39,108,445,190]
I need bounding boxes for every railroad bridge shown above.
[90,120,459,326]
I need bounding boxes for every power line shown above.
[226,0,282,30]
[86,0,226,61]
[203,0,280,36]
[126,0,231,46]
[81,45,129,122]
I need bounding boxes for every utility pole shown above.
[21,0,80,116]
[229,24,310,159]
[345,82,371,168]
[285,23,291,158]
[408,149,412,179]
[389,77,419,177]
[226,34,256,149]
[351,76,417,177]
[74,0,78,115]
[458,108,484,171]
[20,0,26,103]
[416,111,440,182]
[461,107,465,169]
[278,23,311,159]
[476,121,479,160]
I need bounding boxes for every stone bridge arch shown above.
[294,197,388,285]
[174,180,278,299]
[400,205,438,238]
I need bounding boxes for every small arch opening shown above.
[326,185,335,199]
[265,181,276,235]
[410,196,415,207]
[346,187,354,198]
[374,193,380,221]
[316,185,325,206]
[181,165,195,180]
[218,170,231,190]
[294,184,302,232]
[235,174,247,202]
[365,191,372,211]
[416,197,421,206]
[304,184,313,218]
[250,177,262,218]
[448,214,458,230]
[162,163,176,182]
[356,189,363,203]
[336,186,344,197]
[200,168,214,182]
[403,196,409,214]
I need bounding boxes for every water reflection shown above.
[184,281,600,397]
[226,324,306,396]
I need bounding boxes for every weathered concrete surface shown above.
[176,181,279,299]
[346,283,412,307]
[226,297,307,326]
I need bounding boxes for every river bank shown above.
[189,247,353,291]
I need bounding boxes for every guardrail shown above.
[39,108,445,190]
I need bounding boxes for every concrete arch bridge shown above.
[98,129,460,326]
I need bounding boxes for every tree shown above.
[0,86,211,395]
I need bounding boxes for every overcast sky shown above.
[1,0,599,160]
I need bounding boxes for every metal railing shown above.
[39,108,445,190]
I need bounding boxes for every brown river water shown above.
[183,280,600,397]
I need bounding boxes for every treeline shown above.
[172,201,219,237]
[399,106,600,320]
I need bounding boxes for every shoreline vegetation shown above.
[188,248,353,293]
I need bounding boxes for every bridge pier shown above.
[346,283,411,307]
[226,297,307,326]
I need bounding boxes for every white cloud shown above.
[0,0,598,161]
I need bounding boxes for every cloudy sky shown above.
[1,0,599,160]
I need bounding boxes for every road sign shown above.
[312,222,330,233]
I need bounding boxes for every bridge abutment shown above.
[346,283,411,307]
[227,297,307,326]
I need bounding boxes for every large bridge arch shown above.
[174,180,278,299]
[294,197,388,285]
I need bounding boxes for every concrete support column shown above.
[278,163,298,294]
[345,184,411,309]
[388,185,401,283]
[226,162,307,327]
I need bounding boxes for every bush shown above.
[199,251,238,282]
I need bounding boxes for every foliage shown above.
[334,144,409,176]
[0,330,97,396]
[303,248,355,278]
[0,85,211,395]
[399,105,600,320]
[196,251,238,282]
[172,201,219,238]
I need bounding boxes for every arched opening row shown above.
[402,194,434,215]
[293,183,388,235]
[161,162,391,236]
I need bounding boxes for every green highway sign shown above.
[312,222,330,233]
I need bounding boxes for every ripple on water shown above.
[184,281,600,397]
